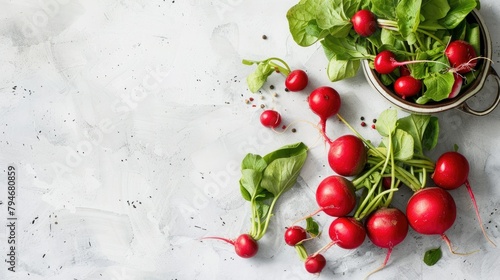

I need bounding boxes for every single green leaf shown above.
[256,203,270,218]
[421,0,450,21]
[465,23,481,56]
[263,142,308,164]
[371,0,399,19]
[305,217,320,237]
[321,35,369,61]
[376,108,398,137]
[295,244,309,261]
[397,114,433,155]
[326,58,360,82]
[390,129,415,161]
[241,153,267,172]
[246,62,275,93]
[240,169,263,200]
[396,0,422,39]
[422,72,455,102]
[239,182,252,201]
[261,150,308,196]
[439,0,477,29]
[424,247,442,266]
[286,0,327,46]
[422,116,439,151]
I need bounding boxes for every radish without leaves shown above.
[351,10,378,37]
[260,110,281,128]
[432,151,496,246]
[328,135,367,176]
[284,226,307,246]
[305,254,326,274]
[328,217,366,249]
[406,187,460,254]
[308,86,341,142]
[365,208,408,276]
[393,76,422,99]
[203,234,259,258]
[285,69,309,91]
[315,175,357,217]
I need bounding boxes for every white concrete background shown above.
[0,0,499,279]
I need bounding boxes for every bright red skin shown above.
[285,69,309,91]
[445,40,478,74]
[308,86,341,120]
[448,73,463,98]
[432,151,469,190]
[328,217,366,249]
[366,208,408,249]
[316,176,356,217]
[351,10,378,37]
[374,50,398,74]
[259,110,281,128]
[406,187,457,235]
[328,135,367,176]
[234,234,259,258]
[393,76,422,98]
[305,254,326,274]
[284,226,307,246]
[399,65,411,76]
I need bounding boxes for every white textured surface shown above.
[1,0,500,279]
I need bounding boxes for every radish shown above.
[284,226,307,246]
[260,110,281,128]
[202,234,259,258]
[315,175,357,217]
[399,65,411,76]
[304,254,326,273]
[285,69,309,91]
[445,40,478,74]
[351,10,378,37]
[393,76,422,99]
[374,50,399,74]
[432,151,496,246]
[365,208,408,276]
[406,187,462,254]
[448,73,463,99]
[308,86,341,142]
[328,135,367,176]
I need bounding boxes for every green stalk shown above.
[352,160,385,189]
[360,188,400,219]
[267,57,291,76]
[255,196,279,240]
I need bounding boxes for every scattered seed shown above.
[371,124,376,129]
[373,118,377,123]
[360,116,365,121]
[273,93,278,97]
[244,99,250,104]
[249,97,254,101]
[361,122,367,127]
[270,85,275,90]
[285,88,290,92]
[262,34,268,40]
[292,128,297,133]
[260,104,265,108]
[282,125,287,129]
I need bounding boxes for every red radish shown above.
[284,226,307,246]
[445,40,478,74]
[448,73,463,98]
[382,177,400,189]
[351,10,378,37]
[308,86,341,143]
[406,187,462,254]
[260,110,281,128]
[393,76,422,99]
[328,135,367,176]
[374,50,399,74]
[432,151,496,246]
[365,208,408,276]
[327,217,366,249]
[315,176,357,217]
[202,233,259,258]
[285,69,308,91]
[399,65,411,76]
[304,254,326,274]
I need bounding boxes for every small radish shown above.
[285,69,309,91]
[406,187,461,254]
[365,208,408,276]
[315,175,357,217]
[284,226,307,246]
[351,10,378,37]
[432,151,496,246]
[311,217,365,258]
[399,65,411,76]
[328,135,367,176]
[374,50,399,74]
[304,254,326,274]
[202,234,259,258]
[260,110,281,128]
[448,73,463,98]
[393,76,422,99]
[445,40,478,74]
[382,177,400,190]
[308,86,341,142]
